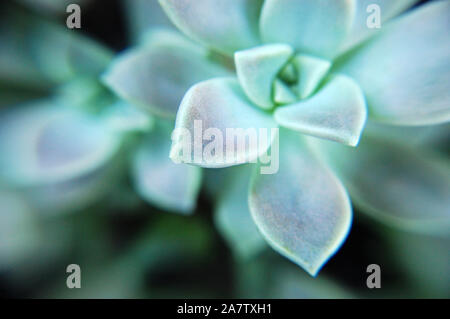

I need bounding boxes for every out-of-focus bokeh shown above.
[0,0,448,299]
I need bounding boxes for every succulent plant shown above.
[0,0,449,298]
[103,0,450,276]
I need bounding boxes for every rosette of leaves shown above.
[1,0,448,280]
[0,1,205,271]
[0,3,121,214]
[0,1,208,216]
[105,0,450,276]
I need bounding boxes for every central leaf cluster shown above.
[235,44,331,112]
[275,53,331,106]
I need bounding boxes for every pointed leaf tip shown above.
[249,130,352,276]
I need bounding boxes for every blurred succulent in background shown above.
[0,0,449,298]
[0,0,206,286]
[0,1,207,217]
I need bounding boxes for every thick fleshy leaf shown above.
[260,0,354,59]
[215,165,266,259]
[158,0,263,54]
[339,0,420,53]
[132,123,202,214]
[248,129,352,276]
[170,77,278,168]
[235,44,294,109]
[102,29,230,118]
[316,135,450,233]
[337,1,450,125]
[0,100,122,215]
[293,54,331,99]
[0,102,120,186]
[275,75,367,146]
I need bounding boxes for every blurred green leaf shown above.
[131,122,202,214]
[0,5,112,87]
[215,165,266,259]
[102,29,230,118]
[316,135,450,234]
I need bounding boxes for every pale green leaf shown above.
[0,101,120,186]
[260,0,354,59]
[215,165,266,259]
[275,75,367,146]
[102,29,230,118]
[159,0,263,54]
[315,135,450,234]
[132,122,202,214]
[336,1,450,125]
[249,129,352,276]
[170,77,278,168]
